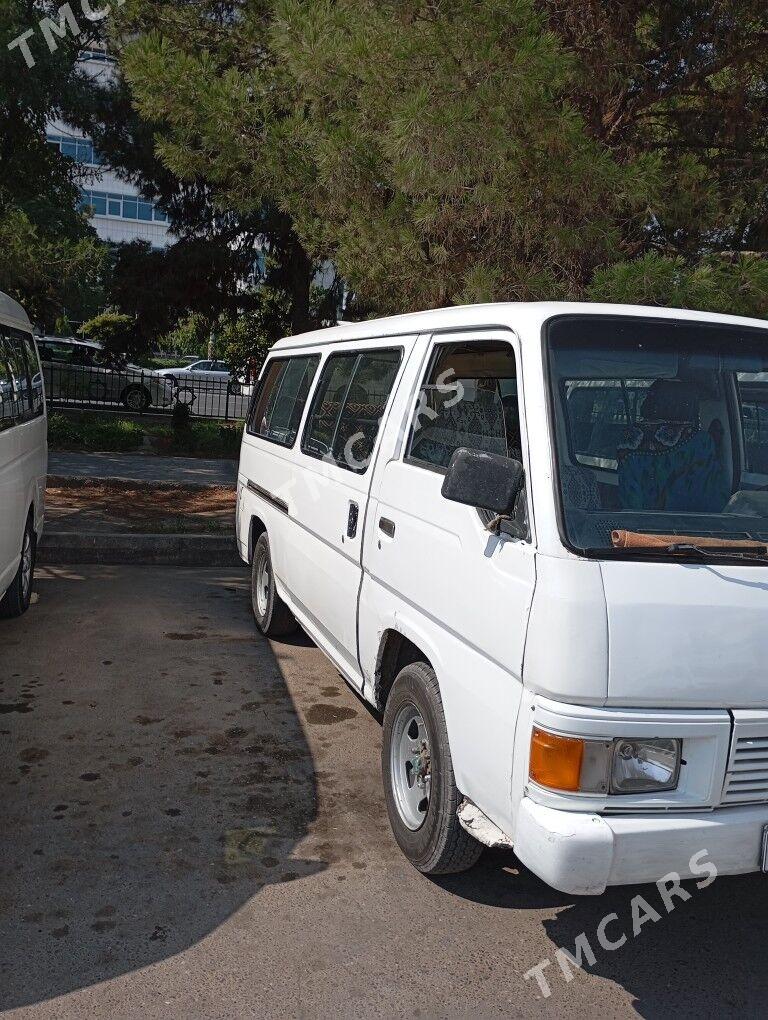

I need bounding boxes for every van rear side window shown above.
[0,337,13,431]
[247,355,320,447]
[301,348,402,474]
[0,330,39,428]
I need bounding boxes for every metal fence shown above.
[43,361,252,421]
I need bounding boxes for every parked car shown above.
[37,337,174,412]
[0,292,46,618]
[236,301,768,893]
[157,359,243,396]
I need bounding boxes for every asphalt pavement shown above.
[48,451,238,487]
[2,566,767,1018]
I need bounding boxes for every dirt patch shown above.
[46,480,235,534]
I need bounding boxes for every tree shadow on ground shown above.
[0,565,322,1011]
[438,847,768,1016]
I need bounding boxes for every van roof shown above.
[0,291,32,331]
[273,301,768,351]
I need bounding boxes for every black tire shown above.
[250,533,297,637]
[382,661,483,875]
[0,515,36,620]
[121,385,151,412]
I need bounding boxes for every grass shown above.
[48,411,242,458]
[48,412,145,452]
[151,420,242,459]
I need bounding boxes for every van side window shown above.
[406,341,521,470]
[18,332,44,418]
[302,348,402,473]
[0,337,14,431]
[247,355,319,447]
[2,331,33,422]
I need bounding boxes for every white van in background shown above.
[236,303,768,894]
[0,293,46,618]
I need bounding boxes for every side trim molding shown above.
[247,480,289,516]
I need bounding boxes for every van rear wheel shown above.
[251,533,297,637]
[382,661,483,875]
[0,516,36,620]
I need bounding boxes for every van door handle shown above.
[379,517,396,538]
[347,501,359,539]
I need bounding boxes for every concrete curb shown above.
[39,532,243,567]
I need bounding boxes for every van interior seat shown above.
[561,464,603,511]
[617,379,730,512]
[410,386,508,467]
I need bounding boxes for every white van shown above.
[236,303,768,894]
[0,293,46,619]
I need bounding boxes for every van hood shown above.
[600,560,768,708]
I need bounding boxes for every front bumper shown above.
[513,797,768,895]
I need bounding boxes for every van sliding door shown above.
[283,336,418,686]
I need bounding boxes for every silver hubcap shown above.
[127,390,144,410]
[390,704,432,830]
[255,554,270,617]
[21,530,32,601]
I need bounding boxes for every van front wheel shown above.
[251,533,297,638]
[382,661,483,875]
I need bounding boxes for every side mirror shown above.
[441,448,524,515]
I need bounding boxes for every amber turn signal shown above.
[529,727,584,792]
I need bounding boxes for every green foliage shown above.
[79,311,141,361]
[590,253,768,319]
[217,288,292,373]
[119,0,651,310]
[0,1,108,326]
[109,1,768,317]
[48,410,241,457]
[158,417,241,458]
[162,313,211,358]
[48,412,145,452]
[0,207,107,326]
[161,284,307,374]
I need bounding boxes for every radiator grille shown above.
[722,735,768,805]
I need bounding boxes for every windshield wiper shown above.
[590,542,768,561]
[666,542,768,561]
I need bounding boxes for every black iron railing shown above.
[43,361,251,421]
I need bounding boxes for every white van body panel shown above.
[0,293,47,602]
[601,560,768,708]
[238,301,768,893]
[357,328,536,835]
[522,554,608,705]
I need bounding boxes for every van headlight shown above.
[529,728,682,796]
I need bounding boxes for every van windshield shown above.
[547,315,768,558]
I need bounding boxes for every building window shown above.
[80,189,170,225]
[47,132,102,166]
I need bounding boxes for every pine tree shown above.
[115,0,768,317]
